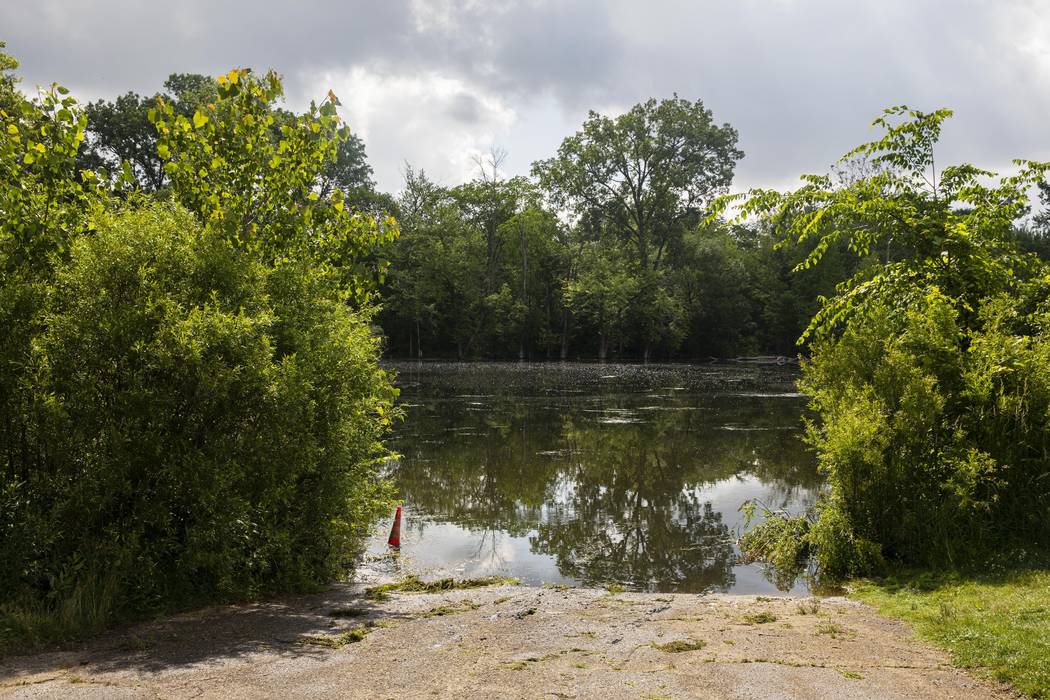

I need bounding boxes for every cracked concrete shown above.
[0,585,1013,699]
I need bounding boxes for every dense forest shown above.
[74,71,1050,361]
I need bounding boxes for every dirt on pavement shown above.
[0,582,1013,699]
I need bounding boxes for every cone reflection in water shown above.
[388,505,402,548]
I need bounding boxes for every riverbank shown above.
[0,581,1009,699]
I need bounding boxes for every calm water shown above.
[363,362,821,595]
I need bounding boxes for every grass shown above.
[852,569,1050,698]
[652,638,706,653]
[814,622,846,638]
[0,574,120,655]
[419,600,480,617]
[296,625,371,648]
[795,599,820,615]
[742,612,777,625]
[365,575,518,598]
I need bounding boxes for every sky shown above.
[2,0,1049,194]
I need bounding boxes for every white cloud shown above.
[5,0,1050,195]
[307,67,517,191]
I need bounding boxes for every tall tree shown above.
[534,97,742,359]
[533,96,742,272]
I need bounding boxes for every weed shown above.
[296,625,371,648]
[743,612,777,624]
[652,639,707,653]
[366,575,517,598]
[419,600,480,617]
[796,599,821,615]
[815,622,846,637]
[543,583,572,591]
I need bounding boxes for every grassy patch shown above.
[743,612,778,624]
[605,583,626,594]
[365,575,517,598]
[795,599,820,615]
[852,570,1050,698]
[814,622,846,638]
[652,638,706,653]
[296,625,371,648]
[419,600,480,617]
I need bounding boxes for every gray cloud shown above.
[3,0,1048,193]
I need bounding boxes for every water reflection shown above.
[372,362,821,594]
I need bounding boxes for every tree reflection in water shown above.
[386,363,820,593]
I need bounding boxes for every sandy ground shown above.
[0,582,1013,700]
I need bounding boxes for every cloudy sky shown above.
[3,0,1049,193]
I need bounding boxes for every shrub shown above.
[0,204,395,644]
[731,106,1050,579]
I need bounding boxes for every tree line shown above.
[73,73,1050,363]
[64,78,864,361]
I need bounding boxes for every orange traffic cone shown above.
[388,506,402,548]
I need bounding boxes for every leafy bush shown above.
[0,60,397,649]
[1,204,395,642]
[732,107,1050,578]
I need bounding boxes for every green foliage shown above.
[376,96,852,361]
[150,68,396,289]
[738,508,813,587]
[78,74,216,190]
[364,575,517,597]
[0,58,396,651]
[2,202,395,647]
[533,96,742,273]
[563,241,641,358]
[732,106,1050,577]
[0,42,21,114]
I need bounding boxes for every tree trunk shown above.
[560,309,570,360]
[598,333,608,361]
